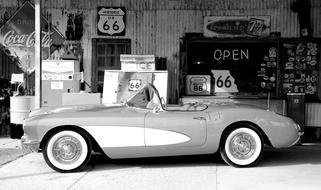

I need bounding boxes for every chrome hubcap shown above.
[52,136,82,164]
[229,132,256,160]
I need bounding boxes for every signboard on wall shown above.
[211,70,238,93]
[97,7,126,36]
[0,1,65,73]
[204,16,270,37]
[186,75,211,95]
[120,54,155,71]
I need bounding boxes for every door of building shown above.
[92,38,131,92]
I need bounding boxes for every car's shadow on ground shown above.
[259,145,321,167]
[86,145,321,171]
[86,152,221,172]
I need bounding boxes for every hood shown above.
[29,103,124,117]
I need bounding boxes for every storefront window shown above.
[186,39,279,97]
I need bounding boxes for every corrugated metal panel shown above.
[42,0,321,39]
[130,10,155,54]
[42,0,321,10]
[312,7,321,37]
[0,0,19,7]
[155,11,180,103]
[43,0,155,10]
[306,103,321,127]
[153,0,295,10]
[312,0,321,7]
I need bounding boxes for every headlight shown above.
[294,123,302,132]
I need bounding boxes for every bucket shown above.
[10,96,35,124]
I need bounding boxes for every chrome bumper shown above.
[21,136,41,152]
[289,131,304,147]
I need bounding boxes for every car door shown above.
[144,110,207,147]
[80,106,147,149]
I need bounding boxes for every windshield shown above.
[126,84,161,110]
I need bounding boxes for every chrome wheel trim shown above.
[225,128,262,166]
[229,132,256,160]
[46,131,88,171]
[52,136,82,164]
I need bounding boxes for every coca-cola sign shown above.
[0,1,65,73]
[3,30,53,48]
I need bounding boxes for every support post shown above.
[35,0,42,109]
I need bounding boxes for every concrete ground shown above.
[0,142,321,190]
[0,138,31,166]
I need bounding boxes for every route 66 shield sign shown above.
[97,7,126,36]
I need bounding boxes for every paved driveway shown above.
[0,145,321,190]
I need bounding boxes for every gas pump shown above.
[102,55,168,104]
[41,60,80,107]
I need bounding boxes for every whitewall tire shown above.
[220,127,264,167]
[43,130,92,172]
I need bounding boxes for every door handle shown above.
[193,116,206,120]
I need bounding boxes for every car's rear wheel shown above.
[220,126,263,167]
[43,130,92,172]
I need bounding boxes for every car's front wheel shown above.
[220,126,264,167]
[43,130,92,172]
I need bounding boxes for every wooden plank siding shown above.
[1,0,321,103]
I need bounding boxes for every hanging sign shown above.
[120,54,155,71]
[11,73,24,83]
[0,1,65,73]
[97,7,126,36]
[211,70,238,93]
[204,16,270,37]
[186,75,211,95]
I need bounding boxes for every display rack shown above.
[281,39,321,101]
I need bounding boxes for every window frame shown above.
[92,38,131,92]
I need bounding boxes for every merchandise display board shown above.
[281,39,321,101]
[186,39,279,96]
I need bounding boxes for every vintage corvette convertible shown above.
[22,83,303,172]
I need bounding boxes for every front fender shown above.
[253,114,302,148]
[212,108,301,148]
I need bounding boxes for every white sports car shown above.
[22,83,303,172]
